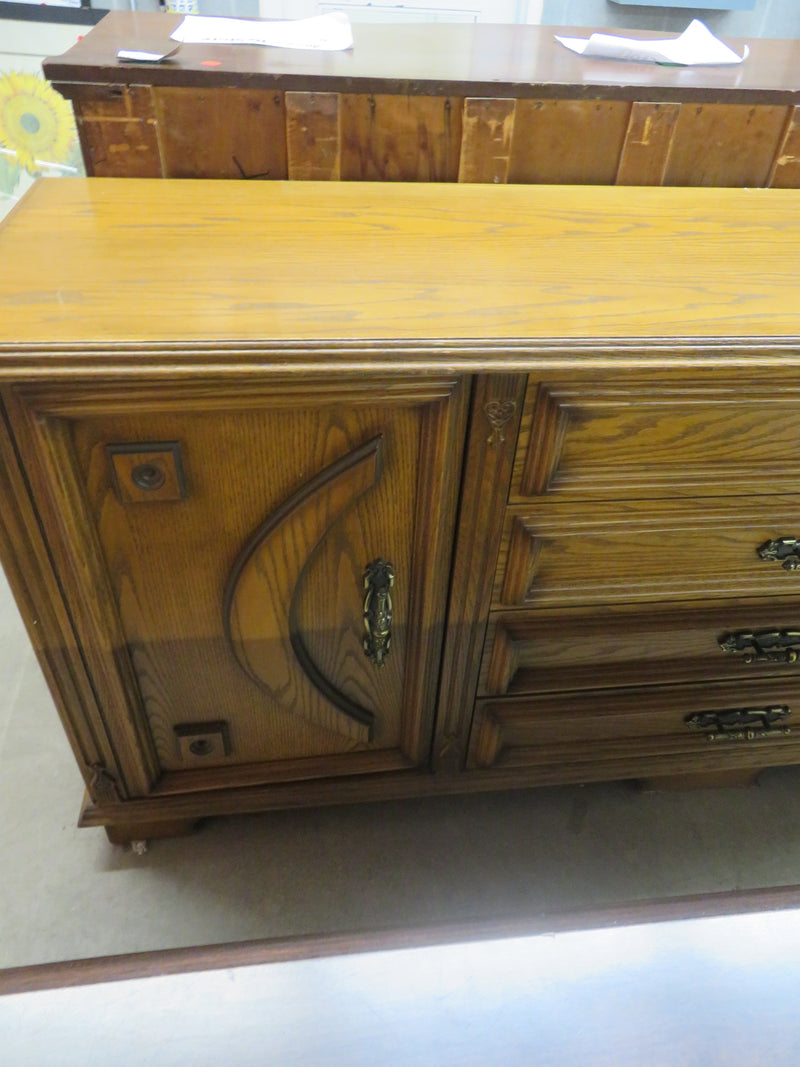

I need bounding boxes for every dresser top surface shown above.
[2,178,800,358]
[42,12,796,104]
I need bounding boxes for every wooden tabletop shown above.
[42,11,800,105]
[2,178,800,363]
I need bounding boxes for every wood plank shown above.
[7,181,800,347]
[508,99,631,184]
[71,85,162,178]
[458,98,516,184]
[433,374,527,771]
[768,105,800,188]
[286,92,341,180]
[616,102,680,186]
[664,103,788,187]
[8,181,800,348]
[339,94,462,181]
[152,87,287,179]
[8,885,800,994]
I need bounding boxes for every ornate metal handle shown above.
[719,629,800,665]
[363,559,394,668]
[757,537,800,571]
[684,705,791,743]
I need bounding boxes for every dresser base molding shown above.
[77,745,794,842]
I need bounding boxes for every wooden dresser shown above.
[45,13,800,189]
[4,177,800,843]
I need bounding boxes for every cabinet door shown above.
[4,375,466,800]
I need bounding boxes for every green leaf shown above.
[0,153,22,196]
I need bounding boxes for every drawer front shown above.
[511,380,800,501]
[495,496,800,608]
[468,680,800,780]
[481,602,800,697]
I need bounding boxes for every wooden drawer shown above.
[468,679,800,781]
[481,601,800,697]
[494,496,800,608]
[511,380,800,501]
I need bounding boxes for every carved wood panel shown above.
[495,496,800,609]
[512,381,800,501]
[468,679,800,779]
[481,601,800,698]
[6,376,466,792]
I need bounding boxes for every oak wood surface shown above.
[4,180,800,348]
[1,375,465,791]
[513,378,800,501]
[8,179,800,831]
[481,600,800,697]
[152,86,287,180]
[432,374,527,771]
[495,496,800,609]
[469,677,800,773]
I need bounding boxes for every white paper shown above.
[555,19,748,67]
[170,12,354,51]
[117,46,181,63]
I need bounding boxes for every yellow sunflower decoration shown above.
[0,72,75,175]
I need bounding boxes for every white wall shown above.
[258,1,544,22]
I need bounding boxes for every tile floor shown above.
[4,561,800,971]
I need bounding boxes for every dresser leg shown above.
[104,818,201,846]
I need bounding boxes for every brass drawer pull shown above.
[758,537,800,571]
[684,705,791,743]
[363,559,394,668]
[719,629,800,665]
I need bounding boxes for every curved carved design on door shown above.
[223,437,383,743]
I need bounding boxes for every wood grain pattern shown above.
[495,497,800,609]
[152,87,287,180]
[2,372,464,789]
[286,92,341,181]
[616,102,680,186]
[508,100,631,184]
[6,181,800,348]
[769,106,800,188]
[663,103,788,187]
[469,678,800,773]
[458,98,516,184]
[10,181,800,834]
[1,387,160,798]
[71,85,162,178]
[225,438,381,743]
[0,397,131,801]
[433,374,527,771]
[481,600,800,697]
[339,94,462,181]
[513,379,800,501]
[47,15,800,196]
